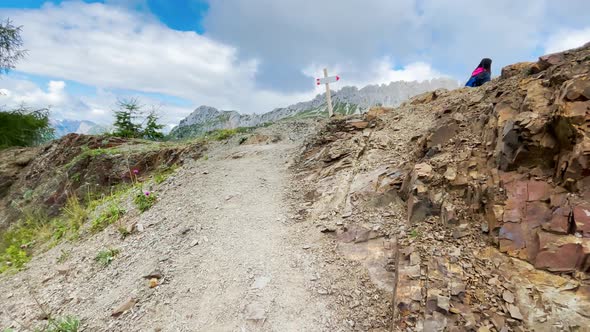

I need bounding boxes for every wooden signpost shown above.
[316,68,340,117]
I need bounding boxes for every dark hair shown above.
[478,58,492,71]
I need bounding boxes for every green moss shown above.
[95,248,119,267]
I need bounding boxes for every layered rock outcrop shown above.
[295,43,590,330]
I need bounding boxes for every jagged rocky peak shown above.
[171,78,460,139]
[179,106,222,126]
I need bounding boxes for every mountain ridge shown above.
[170,78,459,138]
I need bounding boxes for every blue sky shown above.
[0,0,589,126]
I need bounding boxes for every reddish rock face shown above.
[527,180,552,202]
[535,243,583,272]
[534,232,590,272]
[573,205,590,237]
[542,207,571,234]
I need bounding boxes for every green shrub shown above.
[91,203,124,232]
[39,316,80,332]
[208,129,238,141]
[95,248,120,267]
[134,191,156,212]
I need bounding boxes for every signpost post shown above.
[316,68,340,117]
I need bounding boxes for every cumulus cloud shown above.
[1,2,256,106]
[0,77,107,123]
[204,0,590,87]
[303,59,449,95]
[544,28,590,54]
[3,0,588,124]
[0,77,194,125]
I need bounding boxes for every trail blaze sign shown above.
[316,75,340,85]
[316,68,340,117]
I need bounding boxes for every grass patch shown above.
[134,191,156,212]
[57,249,71,264]
[63,146,122,171]
[61,196,88,235]
[91,203,125,232]
[154,164,178,184]
[203,126,258,141]
[0,188,131,274]
[95,248,120,267]
[409,229,420,238]
[38,316,80,332]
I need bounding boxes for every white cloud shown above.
[0,76,195,125]
[303,58,448,95]
[0,78,67,109]
[1,2,255,106]
[5,0,587,125]
[544,28,590,54]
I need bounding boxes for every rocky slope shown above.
[0,135,205,230]
[170,78,458,139]
[294,42,590,330]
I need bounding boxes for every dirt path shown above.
[0,141,338,331]
[158,143,333,331]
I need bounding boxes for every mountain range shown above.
[51,119,108,138]
[170,78,459,139]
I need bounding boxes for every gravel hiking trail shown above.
[0,140,339,332]
[157,142,335,331]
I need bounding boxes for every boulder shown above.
[534,232,588,272]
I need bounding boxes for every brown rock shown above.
[542,207,571,234]
[562,101,590,125]
[428,123,459,148]
[573,205,590,237]
[502,290,515,304]
[563,78,590,101]
[407,194,432,224]
[142,270,164,279]
[535,232,585,272]
[527,180,552,202]
[414,163,433,180]
[501,62,536,79]
[444,167,457,181]
[538,52,565,70]
[524,201,552,229]
[112,297,138,317]
[499,223,527,257]
[347,120,369,129]
[366,106,393,121]
[441,202,458,225]
[508,304,523,320]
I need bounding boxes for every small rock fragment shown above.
[149,278,159,288]
[111,297,138,317]
[449,307,461,314]
[56,264,72,275]
[437,295,450,312]
[502,290,515,304]
[508,304,523,320]
[142,270,163,279]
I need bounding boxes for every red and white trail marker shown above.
[316,75,340,85]
[315,68,340,117]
